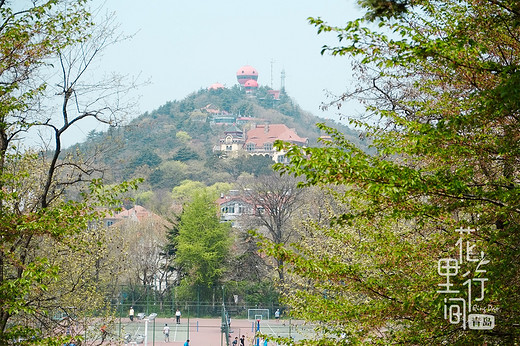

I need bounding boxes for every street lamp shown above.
[144,313,157,346]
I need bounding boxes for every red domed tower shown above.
[236,65,258,86]
[208,82,225,90]
[244,79,258,94]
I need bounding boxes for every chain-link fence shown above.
[114,283,282,319]
[115,302,284,320]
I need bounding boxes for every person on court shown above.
[100,324,108,343]
[163,323,170,342]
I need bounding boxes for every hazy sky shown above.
[69,0,363,145]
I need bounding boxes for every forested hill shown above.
[72,85,363,211]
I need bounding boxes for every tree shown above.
[241,174,305,283]
[172,145,200,162]
[171,180,231,206]
[164,214,182,287]
[171,180,206,205]
[149,160,188,190]
[116,212,170,311]
[0,1,139,342]
[175,130,192,143]
[175,190,231,302]
[0,151,138,344]
[267,0,520,344]
[225,155,274,179]
[132,148,162,168]
[35,218,129,344]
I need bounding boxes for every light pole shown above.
[187,305,190,341]
[143,313,157,346]
[118,294,122,338]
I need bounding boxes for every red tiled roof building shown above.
[244,124,308,163]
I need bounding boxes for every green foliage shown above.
[225,155,274,179]
[206,182,233,198]
[74,74,361,192]
[172,145,200,162]
[0,1,140,342]
[176,130,192,143]
[0,154,140,342]
[225,280,279,307]
[165,214,181,259]
[148,160,188,190]
[268,0,520,344]
[131,148,162,168]
[357,0,413,20]
[171,180,232,205]
[179,98,195,113]
[135,190,155,206]
[175,190,232,300]
[256,86,302,118]
[171,180,207,204]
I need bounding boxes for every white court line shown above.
[174,323,178,341]
[264,321,276,335]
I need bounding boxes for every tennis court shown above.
[110,316,314,346]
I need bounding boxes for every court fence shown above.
[116,302,286,321]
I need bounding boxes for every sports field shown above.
[106,317,313,346]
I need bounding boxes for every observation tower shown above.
[236,65,258,86]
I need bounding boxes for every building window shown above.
[247,143,256,151]
[222,206,235,213]
[226,145,232,151]
[264,142,273,151]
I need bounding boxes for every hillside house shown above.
[216,125,245,157]
[216,190,254,225]
[102,205,160,227]
[244,124,308,163]
[215,123,308,163]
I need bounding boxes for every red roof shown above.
[237,65,258,85]
[236,65,258,77]
[216,195,251,206]
[209,82,225,90]
[267,90,280,99]
[245,124,308,147]
[114,205,154,221]
[244,79,258,88]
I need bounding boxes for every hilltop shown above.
[71,85,363,212]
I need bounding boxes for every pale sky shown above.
[66,0,363,145]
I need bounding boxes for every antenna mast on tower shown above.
[270,59,275,88]
[280,68,286,91]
